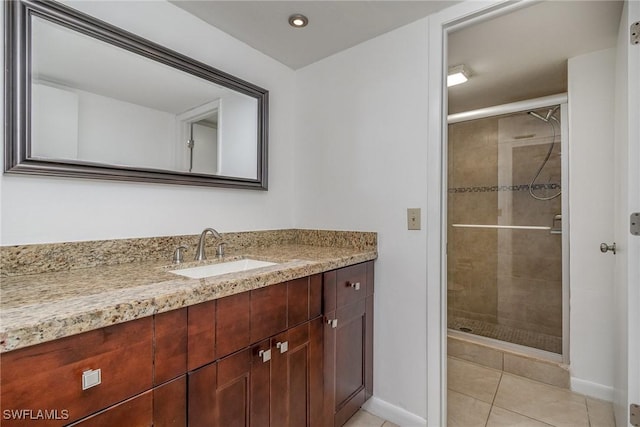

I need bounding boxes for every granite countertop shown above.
[0,243,376,353]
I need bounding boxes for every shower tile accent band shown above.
[451,224,551,230]
[448,183,561,193]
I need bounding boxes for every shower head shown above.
[528,106,559,123]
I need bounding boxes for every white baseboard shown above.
[362,397,427,427]
[570,377,614,401]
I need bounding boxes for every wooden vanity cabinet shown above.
[0,265,372,427]
[187,274,323,427]
[323,261,374,427]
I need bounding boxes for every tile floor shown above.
[447,356,615,427]
[343,410,399,427]
[342,357,615,427]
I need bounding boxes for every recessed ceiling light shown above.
[447,64,471,87]
[289,14,308,28]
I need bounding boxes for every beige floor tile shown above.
[586,397,615,427]
[448,336,504,370]
[381,421,400,427]
[493,374,589,427]
[448,389,492,427]
[503,353,569,389]
[343,410,386,427]
[448,356,502,403]
[486,406,553,426]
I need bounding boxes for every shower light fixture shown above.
[289,14,308,28]
[447,64,470,87]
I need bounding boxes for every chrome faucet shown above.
[194,228,222,261]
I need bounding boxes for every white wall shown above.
[568,48,616,400]
[31,83,79,159]
[218,93,258,179]
[1,0,296,245]
[76,88,176,170]
[293,18,430,421]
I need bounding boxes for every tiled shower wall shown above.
[447,111,563,348]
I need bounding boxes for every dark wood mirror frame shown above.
[4,0,269,190]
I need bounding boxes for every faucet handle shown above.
[216,242,226,258]
[173,245,188,264]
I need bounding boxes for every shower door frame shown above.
[426,3,574,424]
[446,95,570,362]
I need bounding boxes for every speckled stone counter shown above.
[0,230,377,353]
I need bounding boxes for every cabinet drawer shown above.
[336,263,367,308]
[68,376,186,427]
[0,317,153,426]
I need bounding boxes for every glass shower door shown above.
[447,106,563,354]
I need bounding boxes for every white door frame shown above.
[428,1,639,426]
[614,1,640,424]
[426,1,541,425]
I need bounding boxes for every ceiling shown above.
[170,1,455,69]
[170,1,623,114]
[448,0,623,113]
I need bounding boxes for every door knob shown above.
[600,242,616,254]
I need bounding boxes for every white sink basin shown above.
[169,259,278,279]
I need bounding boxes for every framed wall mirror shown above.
[4,0,269,189]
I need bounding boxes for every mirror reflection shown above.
[24,9,263,184]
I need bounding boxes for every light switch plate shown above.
[631,213,640,236]
[407,208,421,230]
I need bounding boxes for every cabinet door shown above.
[270,318,323,427]
[324,300,370,427]
[246,318,323,427]
[154,376,187,427]
[250,339,272,427]
[323,262,374,427]
[188,349,251,427]
[334,299,366,427]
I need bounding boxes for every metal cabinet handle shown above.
[276,341,288,353]
[82,369,102,390]
[600,242,616,254]
[326,318,338,328]
[350,282,361,291]
[258,349,271,363]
